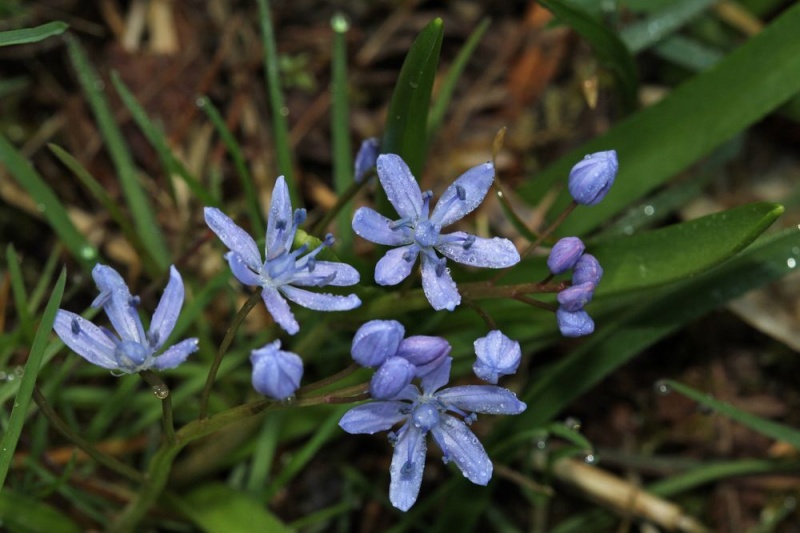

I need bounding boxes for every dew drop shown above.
[6,374,15,382]
[787,258,796,269]
[331,13,350,33]
[280,106,289,117]
[653,380,671,396]
[534,437,548,450]
[36,204,45,213]
[583,452,598,464]
[80,246,97,260]
[196,97,206,107]
[152,385,170,399]
[564,417,581,431]
[643,205,655,216]
[623,225,634,236]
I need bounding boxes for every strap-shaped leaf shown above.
[0,21,68,47]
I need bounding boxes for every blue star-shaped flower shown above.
[53,264,198,374]
[205,176,361,335]
[352,154,520,311]
[339,357,526,511]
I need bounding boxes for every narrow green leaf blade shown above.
[620,0,717,52]
[0,134,97,272]
[518,3,800,236]
[382,18,444,177]
[175,484,292,533]
[0,269,66,486]
[665,380,800,449]
[66,37,171,270]
[0,21,68,47]
[0,489,81,533]
[540,0,638,110]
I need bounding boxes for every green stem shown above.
[139,370,175,445]
[111,380,370,531]
[33,386,143,483]
[298,362,361,394]
[199,290,263,420]
[310,177,369,235]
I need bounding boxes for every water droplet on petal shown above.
[654,380,671,396]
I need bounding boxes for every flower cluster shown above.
[352,154,520,311]
[548,237,603,337]
[54,264,198,374]
[339,352,526,511]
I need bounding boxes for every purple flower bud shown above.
[370,356,416,400]
[396,335,451,378]
[568,150,618,206]
[351,320,405,368]
[547,237,586,275]
[556,307,595,337]
[251,340,304,400]
[473,330,521,384]
[573,254,603,286]
[556,282,595,312]
[354,137,380,183]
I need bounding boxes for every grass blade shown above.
[0,134,97,272]
[0,269,66,486]
[6,245,33,343]
[0,21,68,47]
[256,0,299,205]
[620,0,717,52]
[66,37,171,270]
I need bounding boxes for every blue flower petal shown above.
[420,253,460,311]
[339,401,409,434]
[421,356,451,394]
[352,207,412,246]
[375,245,417,286]
[436,385,527,415]
[377,154,423,220]
[370,357,416,400]
[354,137,380,183]
[389,424,427,512]
[250,340,303,399]
[396,335,451,377]
[91,265,147,344]
[261,287,299,335]
[430,161,494,227]
[436,232,520,269]
[204,207,262,272]
[472,330,521,384]
[351,320,405,368]
[266,176,294,254]
[291,260,360,287]
[431,414,492,485]
[280,285,361,311]
[556,307,595,337]
[149,266,185,350]
[53,310,118,369]
[226,251,263,287]
[152,338,199,370]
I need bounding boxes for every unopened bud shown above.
[568,150,618,206]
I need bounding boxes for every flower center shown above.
[411,402,440,432]
[414,220,440,248]
[114,340,149,372]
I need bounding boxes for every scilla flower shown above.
[250,340,303,400]
[352,154,520,311]
[205,176,361,335]
[339,357,526,511]
[53,264,198,374]
[568,150,618,206]
[473,330,521,384]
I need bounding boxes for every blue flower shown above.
[250,340,304,400]
[568,150,618,206]
[339,357,526,511]
[205,176,361,335]
[354,137,380,183]
[547,237,585,275]
[53,264,198,374]
[556,307,595,337]
[473,330,521,384]
[352,154,520,311]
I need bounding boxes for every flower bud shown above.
[573,254,603,286]
[547,237,585,275]
[556,282,595,312]
[370,356,415,400]
[556,307,595,337]
[351,320,405,367]
[396,335,451,378]
[354,137,380,183]
[568,150,618,206]
[473,330,521,384]
[251,340,303,400]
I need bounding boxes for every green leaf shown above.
[382,18,444,177]
[540,0,638,110]
[665,380,800,449]
[0,489,81,533]
[0,21,68,47]
[0,134,97,272]
[257,0,299,206]
[110,72,219,207]
[591,202,783,296]
[0,269,65,486]
[499,225,800,436]
[174,484,292,533]
[619,0,717,52]
[6,245,33,343]
[330,13,353,246]
[518,3,800,236]
[66,37,171,271]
